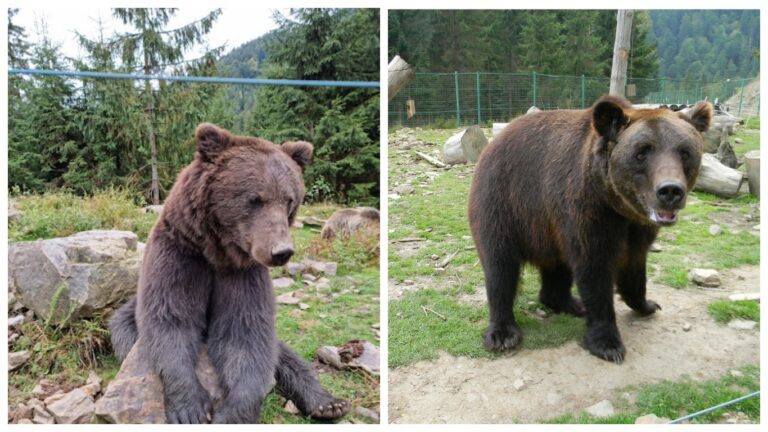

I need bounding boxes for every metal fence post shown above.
[454,71,461,126]
[660,78,665,103]
[581,75,586,108]
[532,71,537,107]
[738,78,746,117]
[476,72,481,124]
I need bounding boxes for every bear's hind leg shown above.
[481,253,523,352]
[109,296,138,362]
[275,342,350,420]
[539,264,585,317]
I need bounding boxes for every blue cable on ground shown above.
[668,390,760,424]
[8,68,380,88]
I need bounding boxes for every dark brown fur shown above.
[110,124,349,423]
[468,95,712,362]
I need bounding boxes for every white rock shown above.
[649,242,663,252]
[513,379,525,391]
[682,322,692,332]
[728,293,760,302]
[689,268,721,287]
[8,314,25,328]
[9,350,30,371]
[46,388,96,424]
[635,413,669,424]
[586,399,615,417]
[730,370,744,378]
[709,224,722,236]
[727,319,757,330]
[272,277,295,289]
[283,400,300,415]
[298,303,310,310]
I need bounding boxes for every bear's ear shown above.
[281,141,313,171]
[592,96,630,143]
[679,101,713,133]
[195,123,231,161]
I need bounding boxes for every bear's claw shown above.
[483,323,523,352]
[310,398,350,420]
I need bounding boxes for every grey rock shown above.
[8,314,25,328]
[689,268,721,287]
[9,350,30,371]
[298,302,310,310]
[306,260,338,276]
[29,398,54,424]
[12,402,32,421]
[276,291,302,305]
[272,277,295,289]
[95,343,226,424]
[316,340,380,376]
[286,261,306,276]
[709,224,722,236]
[8,230,142,324]
[283,400,300,415]
[355,406,380,422]
[17,419,34,424]
[586,399,615,418]
[394,184,415,195]
[303,273,317,282]
[649,242,663,252]
[513,379,526,391]
[682,322,692,332]
[46,388,95,424]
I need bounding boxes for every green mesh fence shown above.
[389,72,759,127]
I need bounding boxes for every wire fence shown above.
[389,72,759,127]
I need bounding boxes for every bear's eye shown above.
[680,149,690,161]
[249,196,264,208]
[635,146,651,161]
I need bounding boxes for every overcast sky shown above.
[13,7,287,65]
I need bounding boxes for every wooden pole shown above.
[609,10,634,97]
[388,55,415,102]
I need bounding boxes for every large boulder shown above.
[443,126,488,164]
[94,343,224,424]
[8,230,142,324]
[321,207,380,240]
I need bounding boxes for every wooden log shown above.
[443,126,488,164]
[388,55,415,102]
[745,150,759,196]
[693,153,744,198]
[415,151,447,169]
[609,10,634,97]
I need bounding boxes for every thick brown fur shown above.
[468,96,712,363]
[320,207,380,240]
[110,123,349,423]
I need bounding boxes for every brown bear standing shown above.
[468,96,712,363]
[110,124,349,423]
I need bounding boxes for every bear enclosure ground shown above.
[7,194,380,424]
[387,122,760,424]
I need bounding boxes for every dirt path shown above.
[388,267,760,424]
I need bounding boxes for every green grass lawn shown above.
[388,124,759,368]
[8,192,379,424]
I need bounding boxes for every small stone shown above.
[394,184,415,195]
[17,419,34,424]
[513,379,526,390]
[430,254,439,260]
[728,319,757,330]
[689,268,721,287]
[709,224,722,236]
[9,333,19,344]
[8,314,24,328]
[649,242,662,252]
[586,399,615,417]
[734,138,743,144]
[635,413,669,424]
[317,277,330,285]
[730,370,744,378]
[371,323,380,330]
[12,402,32,421]
[283,400,300,415]
[355,406,380,422]
[752,225,760,231]
[276,292,301,305]
[298,303,310,310]
[403,279,415,285]
[9,350,30,371]
[682,322,692,332]
[303,273,317,282]
[31,379,51,397]
[272,277,295,289]
[434,267,446,273]
[286,262,305,275]
[46,387,96,424]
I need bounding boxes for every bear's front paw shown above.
[583,328,626,364]
[309,397,350,420]
[483,322,522,352]
[165,390,212,424]
[634,299,662,316]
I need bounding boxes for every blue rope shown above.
[668,391,760,424]
[7,68,380,88]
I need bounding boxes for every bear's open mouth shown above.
[649,208,678,225]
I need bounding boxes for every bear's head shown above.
[591,96,712,227]
[194,123,313,268]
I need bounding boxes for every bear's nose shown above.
[271,245,294,265]
[656,181,686,207]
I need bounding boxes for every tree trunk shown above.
[609,10,634,97]
[144,52,160,205]
[693,153,744,198]
[388,55,415,102]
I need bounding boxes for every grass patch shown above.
[545,364,760,423]
[9,188,158,242]
[707,299,760,323]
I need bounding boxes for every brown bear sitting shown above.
[110,124,349,423]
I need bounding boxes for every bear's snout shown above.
[269,243,295,266]
[655,181,686,208]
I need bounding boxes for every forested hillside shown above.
[8,8,380,206]
[649,10,759,80]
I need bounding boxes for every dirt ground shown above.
[388,266,760,424]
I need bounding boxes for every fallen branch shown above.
[415,151,448,169]
[421,305,447,321]
[437,250,460,269]
[390,237,427,243]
